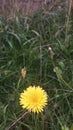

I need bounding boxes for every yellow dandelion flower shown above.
[19,86,48,113]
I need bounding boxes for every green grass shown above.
[0,8,73,130]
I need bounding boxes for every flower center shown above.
[32,96,38,104]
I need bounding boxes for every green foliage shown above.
[0,9,73,130]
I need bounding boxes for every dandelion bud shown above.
[48,47,52,51]
[21,67,26,79]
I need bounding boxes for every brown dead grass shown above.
[0,0,73,17]
[0,0,44,17]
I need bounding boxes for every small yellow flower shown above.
[19,86,48,113]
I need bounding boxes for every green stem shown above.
[41,113,45,130]
[65,0,72,44]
